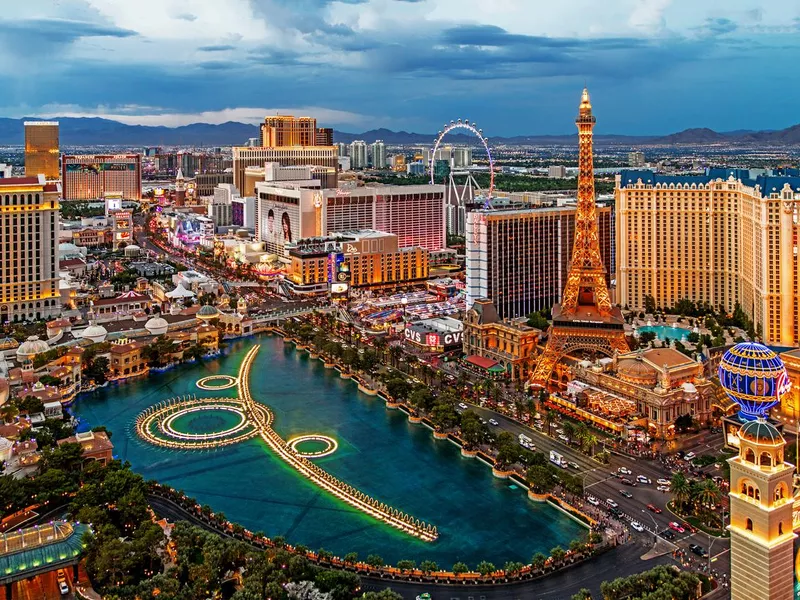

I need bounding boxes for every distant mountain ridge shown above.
[0,116,799,147]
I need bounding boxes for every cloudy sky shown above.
[1,0,797,135]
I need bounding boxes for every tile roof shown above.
[464,354,499,370]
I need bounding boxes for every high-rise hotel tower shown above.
[0,176,61,321]
[616,168,800,345]
[24,121,60,180]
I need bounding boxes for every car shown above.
[631,521,644,532]
[609,507,623,518]
[587,496,600,506]
[480,418,487,425]
[660,529,676,540]
[555,428,564,435]
[59,581,70,596]
[620,478,637,486]
[657,485,670,492]
[618,467,632,475]
[657,478,671,486]
[488,419,500,426]
[606,498,619,508]
[689,544,708,557]
[646,504,662,514]
[458,403,468,410]
[619,489,633,498]
[637,475,651,484]
[569,461,580,470]
[668,522,685,533]
[683,522,698,534]
[684,452,696,461]
[558,434,569,442]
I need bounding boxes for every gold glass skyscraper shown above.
[260,116,317,147]
[24,121,60,180]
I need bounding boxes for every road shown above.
[465,404,730,580]
[1,571,73,600]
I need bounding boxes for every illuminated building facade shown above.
[530,88,628,387]
[62,154,142,200]
[349,141,368,169]
[286,230,428,295]
[256,183,445,256]
[616,168,800,345]
[24,121,59,180]
[570,347,713,439]
[465,204,614,320]
[0,176,61,322]
[727,418,795,600]
[462,299,540,381]
[371,140,386,169]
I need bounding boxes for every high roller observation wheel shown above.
[429,119,494,198]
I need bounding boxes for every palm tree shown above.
[388,345,402,369]
[670,472,691,510]
[575,422,588,445]
[582,433,598,456]
[549,546,566,566]
[530,552,547,572]
[544,409,558,437]
[697,479,721,510]
[562,421,576,442]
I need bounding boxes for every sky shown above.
[0,0,798,136]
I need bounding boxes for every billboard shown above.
[260,199,300,254]
[328,252,350,301]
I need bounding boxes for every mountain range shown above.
[0,117,799,147]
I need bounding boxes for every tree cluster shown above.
[599,565,701,600]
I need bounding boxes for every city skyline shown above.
[1,1,799,136]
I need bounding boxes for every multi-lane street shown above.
[465,403,730,580]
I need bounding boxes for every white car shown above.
[684,452,696,461]
[657,485,671,492]
[59,581,70,596]
[559,434,569,442]
[488,418,500,426]
[587,496,600,506]
[631,521,645,532]
[606,498,619,508]
[458,403,468,410]
[618,467,632,475]
[657,478,671,486]
[555,428,564,435]
[637,475,651,485]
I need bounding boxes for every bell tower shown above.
[728,417,795,600]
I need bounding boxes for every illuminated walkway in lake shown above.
[136,344,437,542]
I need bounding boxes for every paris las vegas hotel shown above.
[616,167,800,347]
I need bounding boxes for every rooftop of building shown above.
[406,316,464,334]
[92,290,150,307]
[619,168,800,195]
[0,521,90,583]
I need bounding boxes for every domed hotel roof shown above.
[738,417,783,445]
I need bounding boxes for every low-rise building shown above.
[403,317,464,354]
[287,230,429,295]
[108,338,149,379]
[462,298,540,381]
[91,290,152,322]
[567,347,714,439]
[57,430,114,466]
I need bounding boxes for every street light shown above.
[641,508,659,543]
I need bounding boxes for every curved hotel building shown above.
[616,168,800,345]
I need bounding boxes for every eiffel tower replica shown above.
[530,88,629,388]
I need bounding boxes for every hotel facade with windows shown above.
[465,204,614,320]
[616,168,800,345]
[0,176,61,322]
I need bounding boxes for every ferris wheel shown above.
[429,119,495,198]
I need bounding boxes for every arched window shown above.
[755,489,761,501]
[779,523,784,536]
[760,452,772,467]
[745,448,755,463]
[746,518,753,531]
[741,481,747,494]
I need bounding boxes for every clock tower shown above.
[728,418,796,600]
